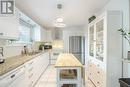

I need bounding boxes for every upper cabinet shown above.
[88,19,105,62]
[0,9,20,40]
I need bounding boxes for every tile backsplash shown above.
[0,39,23,58]
[3,46,23,58]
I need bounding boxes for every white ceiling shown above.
[16,0,109,29]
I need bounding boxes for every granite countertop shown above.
[0,50,51,76]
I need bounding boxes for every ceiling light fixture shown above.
[56,18,63,23]
[54,23,66,27]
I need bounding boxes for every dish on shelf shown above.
[60,69,77,79]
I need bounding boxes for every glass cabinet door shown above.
[89,25,95,57]
[96,19,104,61]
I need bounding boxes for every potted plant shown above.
[118,28,130,60]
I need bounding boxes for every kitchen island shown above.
[55,53,83,87]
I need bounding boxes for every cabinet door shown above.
[88,25,95,57]
[9,75,25,87]
[95,19,104,62]
[0,15,19,39]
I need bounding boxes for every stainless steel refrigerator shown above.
[69,36,85,64]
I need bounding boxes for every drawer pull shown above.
[29,61,34,65]
[97,82,100,84]
[90,73,91,75]
[29,67,33,72]
[29,73,33,79]
[0,33,4,35]
[97,71,100,74]
[11,74,15,78]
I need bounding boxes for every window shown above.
[18,19,33,43]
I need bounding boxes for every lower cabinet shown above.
[0,52,50,87]
[0,66,26,87]
[25,52,50,87]
[88,61,105,87]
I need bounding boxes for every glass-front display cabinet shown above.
[96,19,104,61]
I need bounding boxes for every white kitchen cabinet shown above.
[87,11,122,87]
[0,66,25,87]
[0,52,50,87]
[0,9,20,40]
[25,52,50,87]
[25,59,36,87]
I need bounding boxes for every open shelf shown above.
[60,69,77,80]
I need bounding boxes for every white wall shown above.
[41,27,47,41]
[0,39,23,58]
[3,46,23,58]
[63,26,85,53]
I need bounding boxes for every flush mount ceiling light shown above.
[56,18,63,23]
[54,23,66,27]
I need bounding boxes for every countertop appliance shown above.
[44,42,52,49]
[69,36,85,64]
[44,45,52,49]
[0,47,5,64]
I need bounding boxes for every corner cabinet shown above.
[88,11,122,87]
[0,9,20,40]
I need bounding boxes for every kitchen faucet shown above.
[0,47,4,57]
[0,47,5,64]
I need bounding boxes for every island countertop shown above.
[55,53,83,67]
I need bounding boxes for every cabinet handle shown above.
[97,82,100,84]
[29,73,33,79]
[97,71,100,74]
[90,73,91,75]
[11,74,15,78]
[0,33,4,36]
[29,61,34,65]
[29,67,33,72]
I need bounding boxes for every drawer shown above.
[26,60,35,68]
[93,66,105,87]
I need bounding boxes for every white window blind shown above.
[18,19,32,43]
